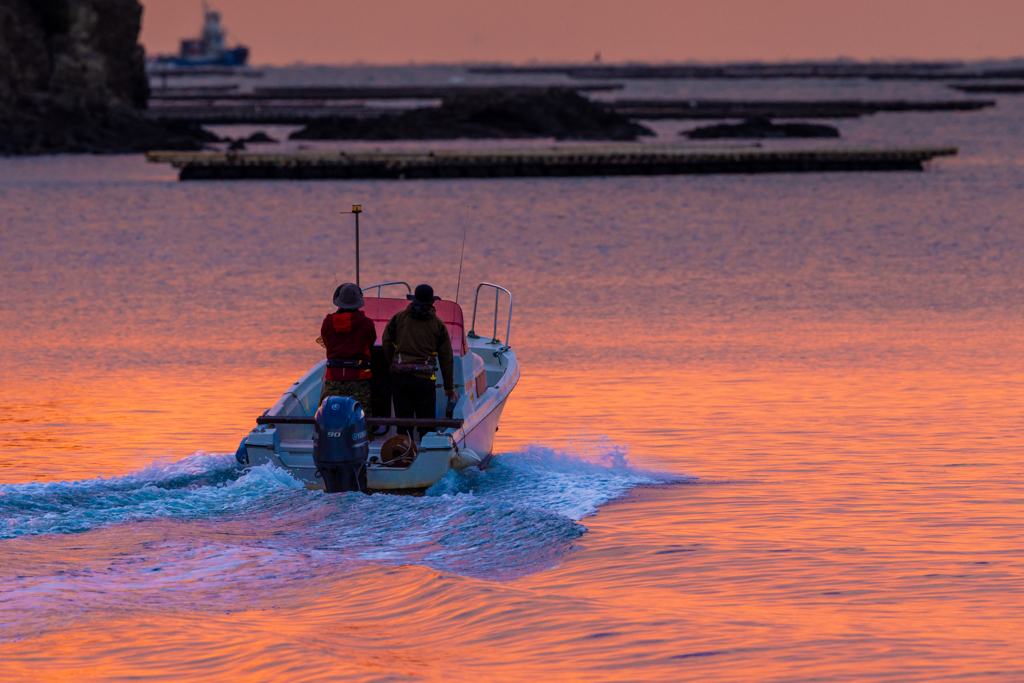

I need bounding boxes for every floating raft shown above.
[146,104,380,124]
[149,84,623,101]
[950,83,1024,94]
[145,99,994,125]
[146,144,959,181]
[610,99,994,119]
[146,84,624,124]
[470,63,1024,81]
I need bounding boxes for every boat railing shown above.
[362,281,412,298]
[256,414,463,430]
[468,283,513,348]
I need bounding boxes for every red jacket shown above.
[321,310,377,381]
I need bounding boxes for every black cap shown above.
[407,284,441,303]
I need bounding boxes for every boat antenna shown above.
[455,226,467,304]
[342,204,362,287]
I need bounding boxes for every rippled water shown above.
[2,67,1024,681]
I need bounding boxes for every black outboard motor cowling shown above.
[313,396,369,493]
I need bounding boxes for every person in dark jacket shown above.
[319,283,377,411]
[382,284,456,439]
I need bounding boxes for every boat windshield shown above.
[361,297,469,356]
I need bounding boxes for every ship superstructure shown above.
[155,3,248,67]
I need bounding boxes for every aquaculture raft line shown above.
[146,145,959,181]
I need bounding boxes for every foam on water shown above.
[0,443,665,543]
[430,440,668,520]
[0,452,302,539]
[0,442,673,635]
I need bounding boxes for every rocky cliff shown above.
[0,0,205,153]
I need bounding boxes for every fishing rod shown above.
[455,225,468,304]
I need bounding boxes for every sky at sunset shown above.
[139,0,1024,66]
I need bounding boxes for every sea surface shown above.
[1,66,1023,681]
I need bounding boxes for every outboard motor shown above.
[313,396,369,493]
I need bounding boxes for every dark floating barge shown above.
[469,62,1024,81]
[611,99,995,119]
[949,83,1024,94]
[147,104,382,124]
[149,84,623,101]
[145,85,627,125]
[146,96,995,126]
[147,144,958,181]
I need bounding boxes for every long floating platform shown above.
[146,105,381,124]
[149,84,623,102]
[147,66,263,78]
[147,144,958,181]
[949,84,1024,94]
[145,98,995,125]
[470,63,1024,81]
[610,99,995,119]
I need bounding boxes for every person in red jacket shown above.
[319,283,377,412]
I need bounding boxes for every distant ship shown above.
[153,3,248,68]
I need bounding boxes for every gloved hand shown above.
[445,388,458,402]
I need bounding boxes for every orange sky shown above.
[139,0,1023,66]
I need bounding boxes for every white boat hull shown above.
[242,334,519,492]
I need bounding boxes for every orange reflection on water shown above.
[0,367,308,482]
[4,360,1022,681]
[3,154,1024,679]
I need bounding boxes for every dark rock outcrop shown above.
[683,117,839,139]
[0,0,209,154]
[290,88,653,141]
[246,131,277,143]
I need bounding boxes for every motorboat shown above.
[237,282,519,492]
